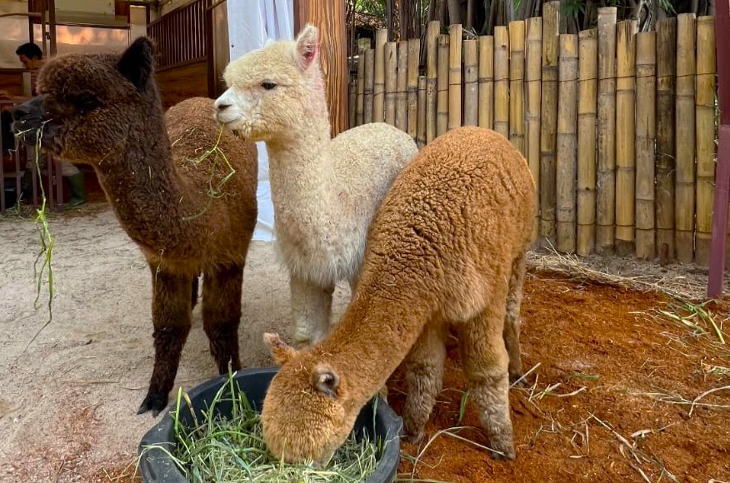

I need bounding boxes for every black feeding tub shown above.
[138,367,402,483]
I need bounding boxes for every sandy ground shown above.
[1,202,728,483]
[0,202,352,483]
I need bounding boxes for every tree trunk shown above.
[294,0,348,136]
[447,0,462,24]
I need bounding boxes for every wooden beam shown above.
[294,0,349,138]
[708,0,730,296]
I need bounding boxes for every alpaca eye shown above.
[261,81,277,91]
[70,93,101,110]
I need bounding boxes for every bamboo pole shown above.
[373,28,387,123]
[463,39,478,126]
[526,17,542,243]
[556,34,578,254]
[635,31,657,260]
[539,1,560,247]
[437,34,450,136]
[494,26,509,139]
[596,7,618,254]
[407,38,420,140]
[695,16,716,266]
[356,44,365,126]
[615,20,638,256]
[509,21,526,154]
[417,75,427,148]
[577,29,597,256]
[449,24,463,130]
[478,35,494,130]
[655,18,676,264]
[675,13,696,264]
[363,48,374,124]
[396,40,408,131]
[349,77,357,128]
[384,42,397,125]
[426,21,439,143]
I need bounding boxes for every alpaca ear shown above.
[311,364,340,398]
[118,36,155,90]
[263,332,298,365]
[294,24,319,69]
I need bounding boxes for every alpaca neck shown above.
[314,291,432,407]
[265,110,335,228]
[94,126,197,251]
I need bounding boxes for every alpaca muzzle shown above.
[10,96,47,143]
[10,95,60,153]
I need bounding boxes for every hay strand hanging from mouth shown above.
[14,120,56,351]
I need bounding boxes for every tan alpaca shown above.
[11,39,258,415]
[213,25,419,347]
[260,126,536,465]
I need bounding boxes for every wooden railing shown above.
[147,0,209,71]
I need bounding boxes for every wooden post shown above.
[407,38,420,140]
[356,43,366,126]
[675,13,696,264]
[540,1,560,247]
[577,29,598,256]
[478,35,495,130]
[494,26,510,140]
[695,16,717,266]
[349,78,357,128]
[448,24,463,130]
[656,18,677,264]
[437,34,450,136]
[509,21,526,154]
[463,39,479,126]
[426,21,439,143]
[615,20,638,256]
[707,0,730,296]
[596,7,618,254]
[384,41,397,126]
[526,17,542,243]
[373,28,388,124]
[396,40,408,132]
[556,34,578,254]
[417,75,427,148]
[293,0,348,136]
[635,31,657,260]
[364,48,374,124]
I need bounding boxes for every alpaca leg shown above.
[457,307,515,460]
[202,264,244,374]
[290,276,334,347]
[504,251,526,384]
[402,321,447,444]
[191,275,200,309]
[138,267,193,416]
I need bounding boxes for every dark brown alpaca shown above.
[11,38,259,415]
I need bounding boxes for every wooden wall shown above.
[155,60,208,110]
[0,70,25,98]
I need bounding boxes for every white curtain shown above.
[226,0,294,241]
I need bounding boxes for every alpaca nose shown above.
[11,95,44,124]
[216,102,231,111]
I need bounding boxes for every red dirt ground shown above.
[95,271,730,483]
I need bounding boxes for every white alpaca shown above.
[214,24,418,346]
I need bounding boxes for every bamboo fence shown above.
[350,4,720,267]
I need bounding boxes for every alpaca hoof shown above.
[509,371,525,387]
[401,429,424,445]
[488,442,516,461]
[138,392,168,416]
